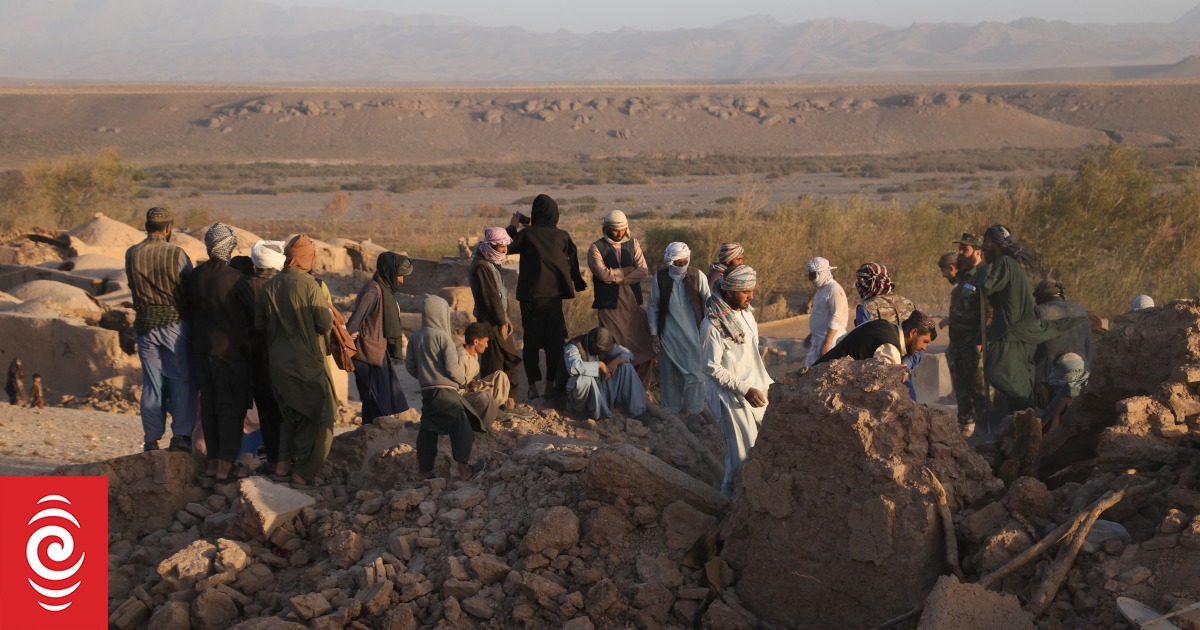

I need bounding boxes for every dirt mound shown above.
[6,278,105,321]
[917,575,1034,629]
[722,358,1001,629]
[55,253,126,279]
[1091,299,1200,402]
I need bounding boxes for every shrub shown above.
[12,148,141,229]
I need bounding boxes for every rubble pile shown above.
[722,359,1002,629]
[85,396,756,630]
[61,375,142,413]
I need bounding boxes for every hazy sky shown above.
[269,0,1199,32]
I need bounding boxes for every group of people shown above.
[473,195,770,498]
[114,195,1145,492]
[4,358,44,409]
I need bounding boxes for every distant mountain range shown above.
[1,0,1198,82]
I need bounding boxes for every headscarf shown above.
[251,240,286,271]
[204,222,237,262]
[665,242,691,279]
[709,242,744,278]
[531,194,559,227]
[602,210,631,244]
[285,234,316,272]
[854,262,894,300]
[1129,294,1155,312]
[806,257,836,288]
[477,227,511,266]
[984,224,1035,264]
[706,265,757,344]
[1048,352,1089,397]
[374,252,412,358]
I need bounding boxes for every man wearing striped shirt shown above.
[125,207,198,452]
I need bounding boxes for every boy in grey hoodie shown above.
[406,295,486,481]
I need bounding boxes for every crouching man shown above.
[406,295,486,481]
[562,327,647,420]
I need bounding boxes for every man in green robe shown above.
[978,225,1085,432]
[255,234,336,485]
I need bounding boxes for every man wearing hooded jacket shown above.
[507,194,588,401]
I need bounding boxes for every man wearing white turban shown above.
[648,242,711,421]
[588,209,655,392]
[804,257,849,367]
[702,264,773,499]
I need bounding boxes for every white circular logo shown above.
[26,494,86,612]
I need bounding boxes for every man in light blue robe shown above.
[648,242,711,418]
[563,327,647,420]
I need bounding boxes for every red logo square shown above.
[0,476,109,630]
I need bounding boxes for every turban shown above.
[984,224,1014,245]
[719,264,757,292]
[284,234,316,272]
[718,242,744,265]
[478,227,511,265]
[807,256,836,288]
[985,223,1036,264]
[1049,352,1090,397]
[664,242,690,264]
[855,262,894,301]
[251,240,286,271]
[204,222,237,262]
[706,265,757,344]
[602,210,629,230]
[1129,294,1155,311]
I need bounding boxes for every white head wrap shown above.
[251,240,287,272]
[1129,294,1155,311]
[602,210,629,230]
[806,256,836,288]
[664,242,690,264]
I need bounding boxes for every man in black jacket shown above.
[507,194,588,400]
[815,311,937,373]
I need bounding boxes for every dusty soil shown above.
[0,81,1197,167]
[0,403,149,475]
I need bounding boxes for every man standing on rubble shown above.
[804,257,849,367]
[125,207,197,453]
[703,265,773,499]
[977,225,1085,423]
[588,210,654,391]
[940,234,987,434]
[648,242,711,426]
[506,194,588,401]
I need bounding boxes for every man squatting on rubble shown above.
[702,264,773,499]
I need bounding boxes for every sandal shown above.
[468,459,486,481]
[215,463,253,485]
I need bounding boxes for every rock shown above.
[326,529,365,568]
[215,538,251,573]
[586,578,619,618]
[157,539,217,589]
[662,500,718,550]
[230,617,305,630]
[468,554,511,584]
[110,598,151,630]
[1181,517,1200,550]
[916,575,1035,630]
[1005,477,1056,522]
[586,444,729,515]
[1142,535,1179,551]
[461,594,497,619]
[191,589,238,630]
[356,579,394,617]
[583,505,633,546]
[443,578,481,598]
[700,596,757,630]
[445,486,486,509]
[981,526,1034,572]
[482,109,503,123]
[147,601,191,630]
[961,502,1010,544]
[234,563,275,594]
[239,477,317,538]
[636,552,683,588]
[1162,508,1188,534]
[563,618,595,630]
[1119,566,1152,585]
[722,361,1000,629]
[380,604,417,630]
[520,506,580,555]
[290,593,334,620]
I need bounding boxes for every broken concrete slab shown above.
[238,477,317,538]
